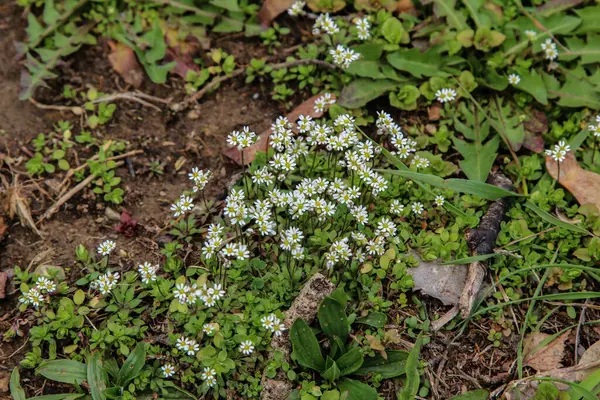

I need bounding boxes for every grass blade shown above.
[398,335,422,400]
[524,201,592,235]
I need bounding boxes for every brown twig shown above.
[42,161,124,221]
[171,59,337,112]
[28,97,84,115]
[90,92,164,111]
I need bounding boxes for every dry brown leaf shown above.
[0,271,7,300]
[384,328,402,344]
[397,0,416,13]
[223,94,336,165]
[0,371,9,393]
[366,334,387,359]
[258,0,295,27]
[523,330,570,372]
[107,41,144,88]
[546,152,600,211]
[576,339,600,381]
[428,104,441,121]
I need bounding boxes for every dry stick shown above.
[28,97,84,115]
[90,92,163,112]
[459,173,514,318]
[171,59,337,112]
[42,161,124,221]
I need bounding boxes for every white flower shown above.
[202,367,217,387]
[329,45,360,69]
[287,0,305,16]
[170,201,185,217]
[314,93,335,113]
[313,13,339,35]
[389,199,405,215]
[411,155,430,169]
[36,276,56,293]
[556,140,570,154]
[355,17,370,40]
[173,283,188,304]
[138,262,158,284]
[19,287,45,308]
[228,127,256,149]
[508,74,520,85]
[411,202,424,215]
[434,195,445,207]
[161,363,175,378]
[273,322,286,337]
[590,124,600,138]
[93,272,119,295]
[203,323,216,335]
[376,217,396,238]
[542,39,558,60]
[524,30,537,40]
[190,168,212,192]
[97,240,116,256]
[239,340,255,355]
[435,88,457,103]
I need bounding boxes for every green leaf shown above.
[490,98,524,151]
[338,79,397,108]
[73,289,85,305]
[318,297,350,340]
[389,85,420,110]
[43,0,60,25]
[87,353,108,400]
[387,49,449,78]
[290,318,325,372]
[356,312,386,328]
[514,69,548,105]
[10,368,26,400]
[213,17,244,33]
[433,0,468,31]
[398,336,422,400]
[322,358,341,382]
[117,342,146,386]
[553,76,600,109]
[381,17,404,44]
[345,44,386,79]
[355,350,409,379]
[449,389,490,399]
[574,6,600,34]
[338,379,378,400]
[564,35,600,64]
[336,347,364,376]
[462,0,485,27]
[36,360,87,384]
[58,159,70,171]
[144,23,167,64]
[210,0,241,11]
[524,202,592,235]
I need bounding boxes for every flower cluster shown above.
[541,39,558,60]
[175,335,200,356]
[189,168,212,192]
[545,140,570,162]
[313,13,338,35]
[138,262,158,284]
[261,314,286,337]
[91,272,120,295]
[436,88,457,103]
[202,367,217,387]
[171,195,194,217]
[355,17,370,40]
[173,281,226,307]
[227,126,257,150]
[287,0,305,16]
[314,93,336,113]
[329,45,360,69]
[19,276,57,308]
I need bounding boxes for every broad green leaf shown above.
[117,342,146,386]
[389,85,420,110]
[462,0,485,28]
[73,289,85,305]
[26,14,44,43]
[10,368,26,400]
[346,43,386,79]
[398,336,422,400]
[322,358,341,382]
[524,202,592,235]
[355,350,409,378]
[356,312,386,328]
[574,6,600,34]
[433,0,468,31]
[144,22,167,63]
[449,389,490,399]
[514,69,548,105]
[338,379,378,400]
[87,353,108,400]
[564,35,600,64]
[336,347,364,376]
[43,0,60,26]
[554,76,600,109]
[380,169,520,200]
[213,17,244,33]
[387,49,449,78]
[490,98,524,151]
[381,17,404,44]
[338,79,397,108]
[318,297,350,340]
[290,318,325,372]
[36,360,87,384]
[210,0,241,11]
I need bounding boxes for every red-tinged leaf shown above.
[107,41,144,88]
[163,28,207,79]
[115,211,137,237]
[523,130,545,153]
[258,0,295,27]
[223,94,336,165]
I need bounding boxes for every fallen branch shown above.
[171,59,337,112]
[459,173,513,318]
[90,92,165,111]
[42,161,124,221]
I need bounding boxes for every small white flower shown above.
[434,195,445,207]
[36,277,56,293]
[508,74,520,85]
[313,13,339,35]
[239,340,255,355]
[355,17,370,40]
[138,262,158,284]
[161,363,176,378]
[287,0,305,16]
[524,30,536,41]
[389,199,405,215]
[202,367,217,387]
[97,240,116,256]
[203,323,216,335]
[411,202,424,215]
[436,88,457,103]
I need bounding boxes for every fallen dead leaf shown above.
[4,180,43,237]
[366,334,387,359]
[223,94,336,165]
[524,110,548,134]
[384,328,402,344]
[0,371,9,393]
[428,104,441,121]
[397,0,416,13]
[546,151,600,212]
[107,41,144,88]
[576,339,600,381]
[523,330,570,372]
[258,0,295,27]
[410,253,468,306]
